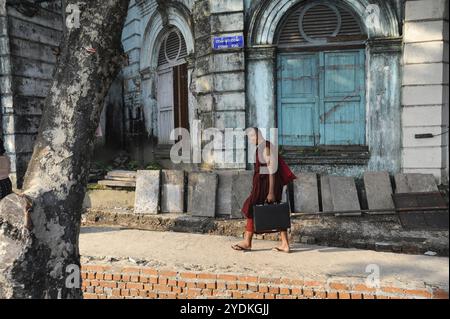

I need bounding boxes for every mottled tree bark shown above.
[0,0,130,298]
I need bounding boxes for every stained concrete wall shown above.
[1,1,63,188]
[402,0,449,184]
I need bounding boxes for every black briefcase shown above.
[253,202,291,233]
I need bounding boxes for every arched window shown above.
[276,1,367,147]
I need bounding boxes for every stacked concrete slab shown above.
[134,170,160,215]
[161,170,185,213]
[395,173,439,193]
[187,172,218,217]
[364,172,395,214]
[293,173,320,213]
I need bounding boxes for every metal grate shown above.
[277,1,366,48]
[158,29,188,67]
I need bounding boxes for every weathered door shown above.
[157,67,174,145]
[277,49,365,146]
[173,63,189,131]
[319,50,365,145]
[277,53,319,146]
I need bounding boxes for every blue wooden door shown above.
[319,50,366,145]
[277,53,319,146]
[277,49,365,146]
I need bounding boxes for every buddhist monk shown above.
[232,128,296,253]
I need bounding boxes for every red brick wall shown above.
[81,265,449,300]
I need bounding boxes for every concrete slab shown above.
[134,170,161,215]
[216,171,234,216]
[364,172,395,214]
[320,175,333,213]
[187,172,218,217]
[161,170,185,214]
[329,176,361,215]
[230,171,253,219]
[293,173,320,213]
[395,173,439,193]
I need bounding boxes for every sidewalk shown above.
[79,227,448,299]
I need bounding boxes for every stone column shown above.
[366,38,403,173]
[246,45,277,135]
[402,0,449,184]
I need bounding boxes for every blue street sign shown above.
[212,35,245,50]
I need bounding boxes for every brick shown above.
[404,289,432,299]
[186,282,197,289]
[130,275,140,282]
[113,274,122,281]
[217,274,238,281]
[202,289,214,296]
[363,294,375,299]
[198,273,217,280]
[258,285,269,293]
[280,288,290,295]
[158,277,168,285]
[197,282,207,289]
[187,288,202,297]
[143,284,153,291]
[160,270,177,278]
[154,284,172,292]
[238,283,248,290]
[118,282,126,289]
[178,280,187,288]
[139,290,148,298]
[232,291,243,299]
[329,282,350,291]
[238,275,258,283]
[90,280,99,287]
[112,288,121,297]
[81,272,88,279]
[95,287,103,294]
[130,289,139,297]
[127,282,144,290]
[173,287,182,294]
[217,282,226,290]
[122,274,131,282]
[303,288,314,298]
[269,287,280,294]
[122,267,141,274]
[227,283,237,290]
[248,284,258,292]
[100,281,117,289]
[291,288,302,295]
[353,284,376,293]
[315,291,327,299]
[83,293,98,299]
[243,292,264,299]
[104,273,113,281]
[84,265,111,272]
[148,292,158,299]
[351,293,363,299]
[148,277,158,284]
[167,292,177,299]
[140,276,149,283]
[339,292,351,299]
[121,289,130,297]
[141,268,158,276]
[264,293,275,299]
[327,292,338,299]
[381,286,405,295]
[180,272,198,279]
[432,289,449,299]
[259,277,281,285]
[168,279,178,286]
[206,282,217,290]
[87,273,96,280]
[304,280,325,288]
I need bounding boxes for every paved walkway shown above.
[79,227,449,290]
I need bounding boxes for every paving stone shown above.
[216,171,234,216]
[395,173,439,193]
[187,172,218,217]
[161,170,185,213]
[134,170,160,215]
[293,173,319,213]
[364,172,395,214]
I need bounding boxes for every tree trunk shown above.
[0,0,130,299]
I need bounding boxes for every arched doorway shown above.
[156,27,189,145]
[275,1,368,147]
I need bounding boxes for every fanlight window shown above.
[277,1,367,47]
[158,28,188,67]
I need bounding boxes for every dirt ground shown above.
[79,227,449,289]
